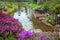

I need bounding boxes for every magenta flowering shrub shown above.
[18,30,33,40]
[41,37,49,40]
[0,11,23,35]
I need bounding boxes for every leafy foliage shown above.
[5,2,18,13]
[0,2,18,16]
[0,1,5,10]
[7,36,16,40]
[46,15,56,25]
[36,0,60,25]
[0,37,3,40]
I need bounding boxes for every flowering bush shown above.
[0,11,23,39]
[17,30,57,40]
[18,30,33,40]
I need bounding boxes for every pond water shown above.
[14,7,33,31]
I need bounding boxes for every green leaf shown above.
[7,36,16,40]
[0,37,4,40]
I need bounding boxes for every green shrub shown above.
[0,1,5,10]
[0,37,4,40]
[7,36,16,40]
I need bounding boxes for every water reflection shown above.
[14,7,33,31]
